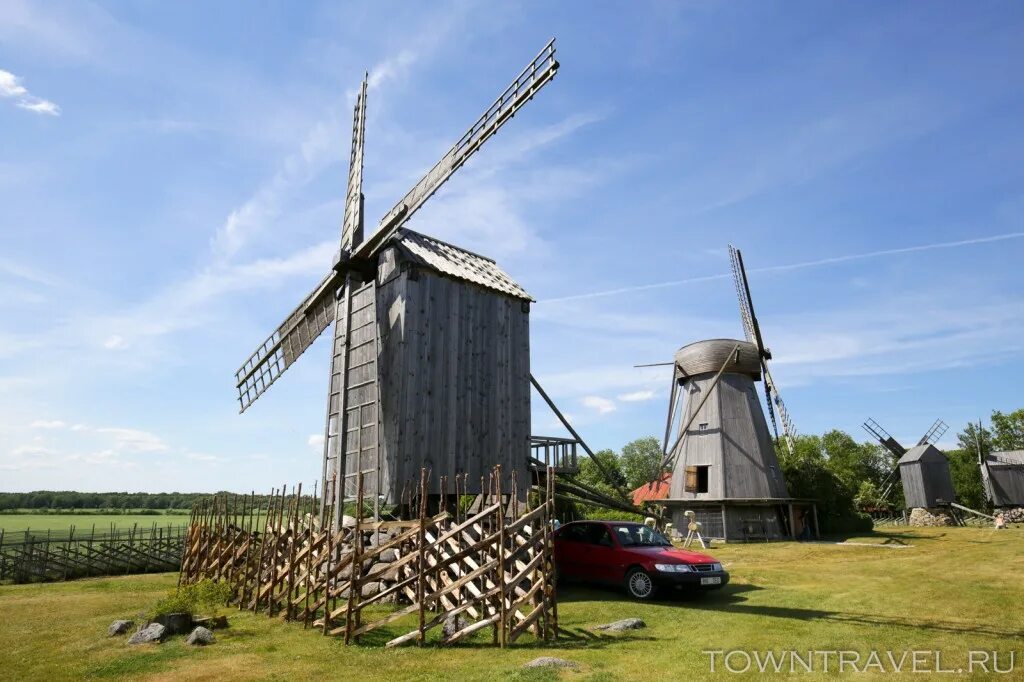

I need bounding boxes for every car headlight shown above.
[654,563,693,573]
[712,563,723,572]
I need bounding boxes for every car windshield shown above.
[612,524,672,547]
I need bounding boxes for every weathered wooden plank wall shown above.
[374,266,530,501]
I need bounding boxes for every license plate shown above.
[700,576,722,585]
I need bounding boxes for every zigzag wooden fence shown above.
[179,466,558,647]
[0,523,187,583]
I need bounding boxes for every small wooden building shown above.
[663,339,815,541]
[982,450,1024,508]
[334,229,532,504]
[897,444,956,509]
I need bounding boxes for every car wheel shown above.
[625,567,657,600]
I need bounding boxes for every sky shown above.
[1,1,1023,493]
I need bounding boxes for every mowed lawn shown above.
[0,514,192,534]
[1,527,1021,681]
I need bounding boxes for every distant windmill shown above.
[861,418,956,509]
[979,443,1024,509]
[233,41,560,526]
[654,245,815,542]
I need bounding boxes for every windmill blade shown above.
[878,463,902,503]
[762,362,796,454]
[916,418,948,446]
[235,270,343,412]
[340,75,368,254]
[731,244,795,452]
[353,39,559,260]
[729,244,757,346]
[760,360,781,441]
[861,417,907,458]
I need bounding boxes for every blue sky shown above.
[2,1,1023,493]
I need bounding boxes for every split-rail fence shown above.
[0,523,187,583]
[179,466,558,648]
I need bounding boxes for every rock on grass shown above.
[595,618,646,631]
[127,623,166,645]
[185,626,214,646]
[108,620,133,636]
[523,657,580,669]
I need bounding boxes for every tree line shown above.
[0,491,247,512]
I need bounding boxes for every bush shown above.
[151,579,232,618]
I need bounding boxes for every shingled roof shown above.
[392,229,533,301]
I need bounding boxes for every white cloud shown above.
[308,434,325,450]
[211,119,343,260]
[29,419,66,429]
[94,427,170,453]
[618,390,657,402]
[103,335,127,350]
[184,452,222,463]
[0,68,60,116]
[582,396,617,414]
[0,257,59,286]
[10,444,57,457]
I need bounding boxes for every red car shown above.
[553,520,729,600]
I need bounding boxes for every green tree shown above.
[576,449,626,495]
[619,436,663,490]
[945,449,987,511]
[777,434,873,534]
[957,421,992,457]
[990,409,1024,451]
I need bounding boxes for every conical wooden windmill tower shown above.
[233,42,560,526]
[656,245,815,541]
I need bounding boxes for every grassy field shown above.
[0,514,192,534]
[0,527,1021,681]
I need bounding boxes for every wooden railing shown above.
[529,436,579,473]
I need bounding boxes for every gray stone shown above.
[365,562,399,582]
[595,618,646,632]
[155,612,192,635]
[341,515,357,528]
[108,620,133,636]
[366,531,389,547]
[908,507,954,527]
[523,657,580,670]
[379,548,400,563]
[442,614,468,639]
[360,581,383,597]
[127,623,166,645]
[185,626,214,646]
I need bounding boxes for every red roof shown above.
[632,473,671,505]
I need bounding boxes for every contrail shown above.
[540,231,1024,304]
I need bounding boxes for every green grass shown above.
[1,527,1021,680]
[0,514,191,534]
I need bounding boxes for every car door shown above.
[554,523,589,578]
[583,523,622,584]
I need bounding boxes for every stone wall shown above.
[908,507,954,527]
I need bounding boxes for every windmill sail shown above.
[340,75,368,254]
[353,39,559,260]
[235,42,559,415]
[729,244,796,454]
[235,271,340,412]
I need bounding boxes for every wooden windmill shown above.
[655,245,814,542]
[980,449,1024,508]
[233,41,560,526]
[862,418,956,509]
